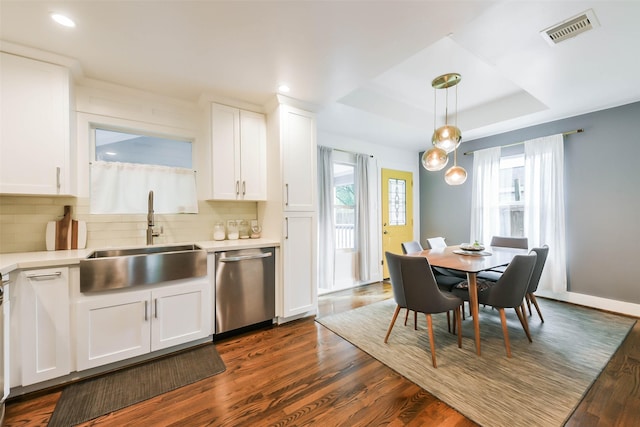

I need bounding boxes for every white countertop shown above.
[0,238,280,278]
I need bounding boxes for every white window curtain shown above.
[470,146,501,245]
[355,153,372,282]
[524,134,567,293]
[317,147,335,291]
[90,161,198,214]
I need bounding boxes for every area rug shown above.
[48,343,226,427]
[316,298,635,427]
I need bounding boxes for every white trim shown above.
[537,290,640,318]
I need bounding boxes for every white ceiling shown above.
[2,1,640,151]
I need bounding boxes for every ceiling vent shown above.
[540,9,599,46]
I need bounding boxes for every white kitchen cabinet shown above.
[0,52,73,195]
[281,106,316,211]
[18,267,71,386]
[259,99,317,322]
[282,212,317,317]
[150,281,211,351]
[211,103,266,201]
[75,289,150,371]
[76,278,211,371]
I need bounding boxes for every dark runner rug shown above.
[48,343,225,426]
[316,298,635,427]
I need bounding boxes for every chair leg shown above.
[456,306,462,348]
[414,311,418,330]
[384,305,402,343]
[426,313,437,368]
[452,309,457,334]
[529,293,545,323]
[499,308,512,358]
[446,311,451,333]
[525,294,532,316]
[404,309,409,326]
[515,303,533,343]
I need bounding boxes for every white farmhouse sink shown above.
[79,244,207,292]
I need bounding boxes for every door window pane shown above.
[388,178,406,226]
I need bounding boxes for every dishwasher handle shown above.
[219,252,273,262]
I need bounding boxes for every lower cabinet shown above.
[282,212,317,318]
[18,267,71,386]
[76,278,211,371]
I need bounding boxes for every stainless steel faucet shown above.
[147,190,160,245]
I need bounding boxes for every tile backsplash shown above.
[0,195,258,253]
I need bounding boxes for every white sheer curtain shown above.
[355,153,372,282]
[470,146,501,245]
[525,134,567,293]
[90,161,198,214]
[317,146,335,291]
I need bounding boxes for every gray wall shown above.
[420,101,640,304]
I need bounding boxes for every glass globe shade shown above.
[422,147,449,171]
[444,165,467,185]
[432,125,462,153]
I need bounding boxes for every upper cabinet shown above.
[210,103,266,201]
[0,52,74,195]
[281,106,316,211]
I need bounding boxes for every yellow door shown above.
[381,168,414,279]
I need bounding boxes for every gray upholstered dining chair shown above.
[525,245,549,322]
[451,252,537,357]
[427,236,467,280]
[400,241,464,331]
[426,236,447,249]
[401,240,423,254]
[384,251,463,368]
[490,236,529,249]
[401,241,464,292]
[479,235,530,277]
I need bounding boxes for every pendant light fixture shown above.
[444,147,467,185]
[432,73,462,153]
[422,72,467,185]
[421,145,448,171]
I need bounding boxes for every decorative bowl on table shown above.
[460,243,485,251]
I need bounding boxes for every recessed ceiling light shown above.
[105,151,117,156]
[278,84,290,93]
[51,13,76,28]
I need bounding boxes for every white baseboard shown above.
[537,290,640,318]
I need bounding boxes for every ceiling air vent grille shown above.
[540,9,599,45]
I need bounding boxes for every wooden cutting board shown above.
[55,205,73,250]
[46,205,86,250]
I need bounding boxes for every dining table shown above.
[407,244,529,356]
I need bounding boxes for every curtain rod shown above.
[462,129,584,156]
[333,147,374,158]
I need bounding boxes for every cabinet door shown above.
[0,52,70,195]
[19,267,70,386]
[282,213,317,317]
[282,106,316,211]
[151,280,211,351]
[211,103,241,200]
[239,110,267,201]
[76,290,150,371]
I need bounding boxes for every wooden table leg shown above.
[467,272,481,356]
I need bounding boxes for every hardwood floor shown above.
[5,282,639,426]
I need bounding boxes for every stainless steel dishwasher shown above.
[215,247,275,334]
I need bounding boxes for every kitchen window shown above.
[90,126,198,214]
[95,128,193,168]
